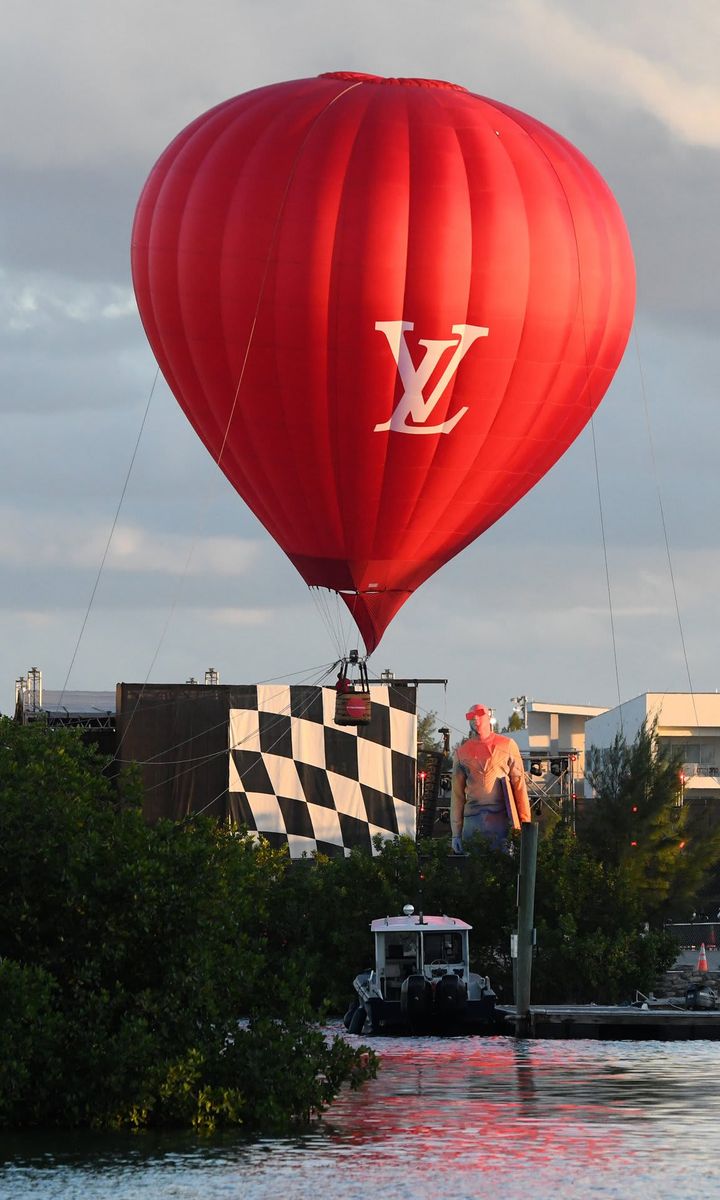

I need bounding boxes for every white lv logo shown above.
[374,320,488,435]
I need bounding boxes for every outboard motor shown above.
[401,974,433,1020]
[685,983,719,1011]
[434,972,468,1018]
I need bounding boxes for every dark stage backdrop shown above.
[116,682,417,857]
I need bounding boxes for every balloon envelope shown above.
[131,72,635,652]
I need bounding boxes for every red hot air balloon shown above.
[131,72,635,653]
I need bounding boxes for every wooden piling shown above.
[514,821,539,1036]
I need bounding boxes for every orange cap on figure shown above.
[465,704,490,722]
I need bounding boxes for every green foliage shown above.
[416,710,442,751]
[580,721,720,920]
[258,823,673,1009]
[0,719,376,1131]
[0,961,65,1127]
[294,824,675,1008]
[531,825,676,1002]
[503,711,524,732]
[4,713,712,1130]
[120,1018,376,1133]
[413,836,517,992]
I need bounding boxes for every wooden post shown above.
[514,820,539,1036]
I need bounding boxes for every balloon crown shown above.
[320,71,467,91]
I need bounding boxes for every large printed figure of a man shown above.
[451,703,531,853]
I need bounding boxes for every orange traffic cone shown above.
[697,943,709,972]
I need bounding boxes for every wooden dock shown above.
[496,1003,720,1040]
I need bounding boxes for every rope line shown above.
[114,661,338,767]
[187,670,433,823]
[633,326,699,727]
[57,366,160,710]
[589,415,624,721]
[513,124,624,726]
[167,663,339,812]
[53,85,366,751]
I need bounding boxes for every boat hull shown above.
[345,988,500,1037]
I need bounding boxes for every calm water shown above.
[2,1023,719,1199]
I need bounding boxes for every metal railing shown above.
[664,921,719,947]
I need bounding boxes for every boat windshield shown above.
[385,933,419,965]
[422,931,463,963]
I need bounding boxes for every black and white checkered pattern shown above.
[228,683,417,858]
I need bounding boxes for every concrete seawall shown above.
[656,965,719,1001]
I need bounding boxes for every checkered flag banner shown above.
[228,683,417,858]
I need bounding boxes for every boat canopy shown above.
[370,914,472,934]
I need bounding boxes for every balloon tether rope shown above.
[632,325,698,727]
[56,366,160,712]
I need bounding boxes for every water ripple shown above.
[2,1029,719,1199]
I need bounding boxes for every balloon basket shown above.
[334,652,372,726]
[334,691,372,726]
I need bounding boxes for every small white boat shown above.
[344,905,499,1036]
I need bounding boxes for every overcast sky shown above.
[2,0,719,740]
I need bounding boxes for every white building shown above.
[512,699,608,767]
[510,699,608,820]
[585,693,720,833]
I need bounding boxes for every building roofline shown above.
[527,701,608,717]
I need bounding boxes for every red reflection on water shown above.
[326,1038,628,1175]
